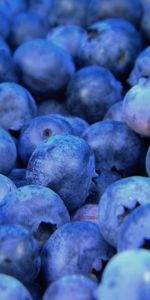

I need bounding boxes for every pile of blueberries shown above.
[1,0,150,299]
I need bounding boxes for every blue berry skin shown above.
[90,171,122,203]
[128,47,150,86]
[67,66,122,124]
[0,174,16,203]
[47,25,87,60]
[0,49,18,83]
[97,250,150,300]
[104,101,124,123]
[0,0,28,16]
[123,79,150,137]
[82,121,145,176]
[41,221,106,285]
[26,135,96,212]
[86,170,121,204]
[88,0,142,26]
[79,19,142,79]
[13,39,75,99]
[0,37,18,83]
[0,224,41,284]
[146,147,150,177]
[65,116,89,137]
[43,275,98,300]
[9,12,49,50]
[48,0,88,27]
[0,274,33,300]
[18,115,74,165]
[141,3,150,42]
[118,204,150,252]
[29,0,53,18]
[0,128,17,175]
[0,83,37,131]
[8,169,27,188]
[72,207,115,270]
[73,204,99,224]
[37,99,69,117]
[0,11,10,39]
[0,185,70,243]
[99,176,150,248]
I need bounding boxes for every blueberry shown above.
[141,2,150,42]
[0,11,10,39]
[0,185,70,243]
[88,0,142,26]
[47,25,87,60]
[0,0,28,16]
[19,115,74,165]
[103,101,124,123]
[73,204,99,224]
[97,250,150,300]
[48,0,88,27]
[0,224,41,283]
[82,120,145,176]
[128,47,150,86]
[72,206,115,273]
[79,19,142,79]
[118,204,150,252]
[67,66,122,123]
[0,82,37,131]
[43,275,98,300]
[0,37,17,82]
[26,135,96,211]
[37,100,69,117]
[8,169,27,187]
[123,78,150,136]
[65,116,89,136]
[87,171,122,203]
[13,39,75,99]
[0,273,33,300]
[8,12,49,50]
[0,39,17,83]
[29,0,53,18]
[0,174,16,203]
[0,47,18,83]
[41,221,106,284]
[0,128,17,175]
[99,176,150,247]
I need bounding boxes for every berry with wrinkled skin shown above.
[26,135,96,211]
